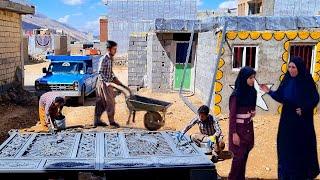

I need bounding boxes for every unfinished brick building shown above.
[237,0,320,16]
[0,0,34,93]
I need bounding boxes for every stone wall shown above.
[128,34,148,88]
[0,9,22,93]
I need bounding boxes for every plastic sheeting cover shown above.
[154,16,320,32]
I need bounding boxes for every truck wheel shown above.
[144,111,163,131]
[78,86,85,106]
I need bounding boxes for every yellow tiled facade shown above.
[213,30,320,115]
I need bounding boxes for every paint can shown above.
[200,142,212,154]
[54,115,66,130]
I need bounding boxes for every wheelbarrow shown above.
[125,95,172,131]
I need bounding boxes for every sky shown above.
[29,0,237,35]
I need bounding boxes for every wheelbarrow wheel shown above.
[144,111,163,131]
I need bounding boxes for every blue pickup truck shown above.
[35,55,102,105]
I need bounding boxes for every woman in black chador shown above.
[261,56,320,179]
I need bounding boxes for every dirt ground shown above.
[0,62,318,179]
[0,102,38,143]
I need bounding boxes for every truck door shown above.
[79,63,90,94]
[85,61,94,92]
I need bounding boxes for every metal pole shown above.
[178,23,198,114]
[179,31,194,94]
[206,21,228,109]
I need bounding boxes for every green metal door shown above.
[174,42,192,90]
[174,64,191,90]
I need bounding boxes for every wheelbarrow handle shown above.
[108,82,133,98]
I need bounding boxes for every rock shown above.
[265,167,271,171]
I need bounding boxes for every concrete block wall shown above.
[128,34,148,87]
[147,33,174,92]
[194,31,218,105]
[146,33,153,88]
[0,9,22,93]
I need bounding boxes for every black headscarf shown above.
[283,56,309,82]
[231,66,257,107]
[280,56,316,108]
[280,56,314,93]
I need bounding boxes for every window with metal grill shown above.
[289,45,315,73]
[232,46,258,70]
[248,1,262,15]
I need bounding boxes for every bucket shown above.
[200,142,212,154]
[54,115,66,130]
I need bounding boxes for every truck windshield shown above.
[48,62,84,74]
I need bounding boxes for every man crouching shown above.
[177,105,231,162]
[39,92,65,132]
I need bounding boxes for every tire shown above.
[143,111,164,131]
[78,86,85,106]
[218,151,234,160]
[88,89,97,98]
